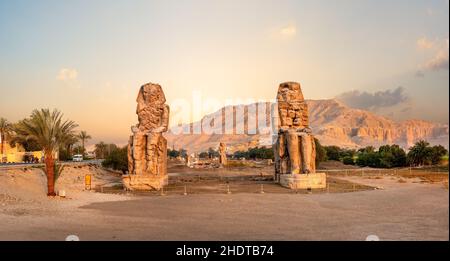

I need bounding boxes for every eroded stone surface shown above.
[279,173,326,189]
[274,82,324,188]
[123,83,170,191]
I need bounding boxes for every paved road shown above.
[0,159,103,169]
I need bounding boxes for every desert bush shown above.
[378,144,407,168]
[314,138,327,164]
[102,146,128,173]
[168,148,187,159]
[430,145,448,165]
[322,145,355,162]
[168,149,180,158]
[226,160,256,168]
[355,149,380,167]
[342,156,355,165]
[324,146,341,161]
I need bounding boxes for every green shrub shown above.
[324,146,341,161]
[314,138,327,164]
[102,146,128,173]
[342,156,355,165]
[232,146,274,160]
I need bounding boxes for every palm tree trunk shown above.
[1,133,4,162]
[67,144,72,157]
[45,153,56,196]
[82,139,85,155]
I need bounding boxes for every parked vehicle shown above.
[72,154,83,162]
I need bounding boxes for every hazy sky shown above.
[0,0,448,146]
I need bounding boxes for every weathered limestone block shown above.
[274,82,326,189]
[219,142,227,166]
[186,153,193,167]
[123,83,170,191]
[279,173,326,189]
[122,174,168,191]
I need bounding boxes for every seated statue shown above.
[125,83,170,190]
[274,82,316,179]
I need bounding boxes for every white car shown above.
[72,154,83,162]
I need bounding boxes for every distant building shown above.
[0,137,44,163]
[85,151,96,159]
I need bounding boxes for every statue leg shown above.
[146,133,160,175]
[286,130,301,174]
[133,133,146,175]
[127,136,134,174]
[299,133,313,174]
[276,133,290,175]
[277,134,283,172]
[311,136,316,172]
[157,137,167,176]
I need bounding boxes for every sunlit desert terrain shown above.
[0,162,447,241]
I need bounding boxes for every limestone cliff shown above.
[165,99,449,153]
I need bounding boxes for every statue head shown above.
[277,82,304,103]
[276,82,309,129]
[137,83,166,107]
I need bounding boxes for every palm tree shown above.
[77,130,92,155]
[407,140,431,166]
[64,134,79,158]
[14,109,78,196]
[0,118,13,163]
[95,141,108,159]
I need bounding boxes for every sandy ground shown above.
[0,164,448,241]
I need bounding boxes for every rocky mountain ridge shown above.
[165,99,448,153]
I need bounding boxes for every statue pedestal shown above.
[122,175,168,191]
[279,173,326,189]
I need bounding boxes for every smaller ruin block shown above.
[219,142,227,166]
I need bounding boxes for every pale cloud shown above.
[426,8,434,16]
[424,49,449,71]
[417,37,434,49]
[423,38,449,71]
[57,68,78,81]
[279,25,297,37]
[336,87,409,111]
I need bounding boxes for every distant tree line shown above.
[168,148,187,159]
[318,140,447,168]
[194,146,275,161]
[199,148,220,159]
[406,141,447,166]
[101,143,191,173]
[100,139,448,173]
[233,146,274,160]
[101,145,128,173]
[354,145,407,168]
